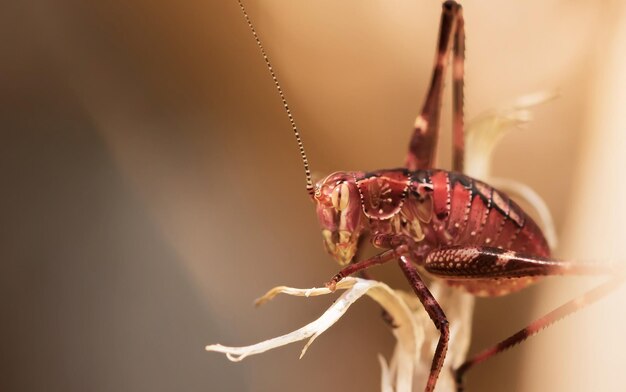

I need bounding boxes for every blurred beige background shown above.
[2,0,625,391]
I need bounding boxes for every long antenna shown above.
[237,0,315,196]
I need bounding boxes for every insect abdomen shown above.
[417,169,551,296]
[427,170,550,257]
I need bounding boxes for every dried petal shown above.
[207,278,422,377]
[465,91,557,180]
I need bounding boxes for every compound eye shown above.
[331,182,350,211]
[314,183,322,199]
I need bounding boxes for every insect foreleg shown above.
[350,237,399,327]
[406,1,464,171]
[351,235,373,280]
[324,246,410,291]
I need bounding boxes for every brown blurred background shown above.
[2,0,625,391]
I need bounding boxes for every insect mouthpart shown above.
[321,229,359,265]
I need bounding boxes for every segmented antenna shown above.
[237,0,314,195]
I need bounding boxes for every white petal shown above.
[207,278,422,373]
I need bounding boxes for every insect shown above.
[236,1,623,391]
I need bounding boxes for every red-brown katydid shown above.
[234,1,624,391]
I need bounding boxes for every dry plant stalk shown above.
[207,93,556,392]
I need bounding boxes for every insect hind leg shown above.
[421,246,624,391]
[406,1,465,171]
[451,5,465,172]
[454,274,625,391]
